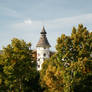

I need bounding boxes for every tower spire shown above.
[40,26,47,34]
[36,26,51,48]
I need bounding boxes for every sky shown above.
[0,0,92,51]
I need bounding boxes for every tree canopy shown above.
[0,38,39,92]
[40,24,92,92]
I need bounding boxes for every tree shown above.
[62,57,92,92]
[40,24,92,92]
[56,24,91,63]
[56,24,92,92]
[40,54,64,92]
[0,38,38,92]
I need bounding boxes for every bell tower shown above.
[36,26,51,70]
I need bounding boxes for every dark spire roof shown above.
[36,26,51,48]
[40,26,47,34]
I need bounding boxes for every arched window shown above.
[38,58,40,61]
[43,53,46,57]
[44,47,46,49]
[38,65,40,68]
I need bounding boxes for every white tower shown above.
[36,26,51,70]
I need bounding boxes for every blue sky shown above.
[0,0,92,50]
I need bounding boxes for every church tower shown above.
[36,26,51,70]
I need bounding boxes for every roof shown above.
[36,26,51,48]
[40,26,47,34]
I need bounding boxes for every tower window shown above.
[43,53,46,57]
[38,65,40,68]
[38,59,40,61]
[44,47,46,49]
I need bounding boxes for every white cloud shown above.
[24,19,32,24]
[11,20,42,32]
[10,13,92,33]
[45,13,92,28]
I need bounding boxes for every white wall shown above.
[37,47,50,70]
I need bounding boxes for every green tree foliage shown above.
[62,57,92,92]
[56,24,92,92]
[0,38,39,92]
[40,24,92,92]
[40,55,64,92]
[56,24,91,63]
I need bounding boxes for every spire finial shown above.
[40,26,47,34]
